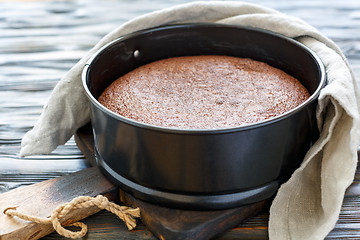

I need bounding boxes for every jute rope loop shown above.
[3,195,140,239]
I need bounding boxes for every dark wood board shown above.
[120,190,268,240]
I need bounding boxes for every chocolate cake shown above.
[98,55,310,129]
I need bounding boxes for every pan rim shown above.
[82,23,326,135]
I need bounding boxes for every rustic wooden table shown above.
[1,0,360,239]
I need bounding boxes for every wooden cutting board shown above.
[0,124,269,240]
[0,167,118,240]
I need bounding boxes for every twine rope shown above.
[3,195,140,239]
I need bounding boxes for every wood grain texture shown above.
[120,189,268,240]
[1,0,360,239]
[0,167,117,240]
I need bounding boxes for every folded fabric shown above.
[20,1,360,239]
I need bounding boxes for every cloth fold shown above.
[20,1,360,239]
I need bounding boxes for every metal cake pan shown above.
[82,23,326,209]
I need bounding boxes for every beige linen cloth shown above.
[20,1,360,239]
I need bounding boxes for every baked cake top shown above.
[98,55,310,129]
